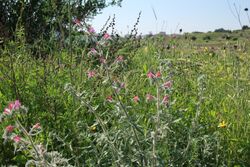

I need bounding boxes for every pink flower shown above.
[106,96,113,102]
[116,56,124,62]
[87,71,96,78]
[99,57,107,64]
[88,26,95,33]
[133,96,140,103]
[6,125,15,133]
[163,81,172,89]
[90,48,97,55]
[13,135,21,143]
[33,123,41,129]
[3,108,11,115]
[14,100,21,110]
[147,71,155,79]
[8,102,15,110]
[146,94,155,102]
[103,33,111,40]
[155,71,161,78]
[162,95,169,105]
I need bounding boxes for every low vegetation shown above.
[0,21,250,166]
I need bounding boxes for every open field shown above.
[0,28,250,166]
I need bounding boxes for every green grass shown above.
[0,29,250,166]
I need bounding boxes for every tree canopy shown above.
[0,0,122,42]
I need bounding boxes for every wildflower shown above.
[147,71,155,79]
[163,81,172,89]
[162,95,169,105]
[33,123,41,129]
[3,108,11,115]
[87,71,96,78]
[116,55,124,62]
[155,71,161,78]
[88,26,95,33]
[133,96,140,103]
[8,102,15,110]
[14,100,21,110]
[103,33,111,40]
[99,57,107,64]
[218,121,227,128]
[13,135,21,143]
[146,94,155,102]
[90,48,97,55]
[6,125,15,133]
[90,125,97,132]
[106,96,113,102]
[3,100,21,115]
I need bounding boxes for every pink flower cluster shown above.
[116,56,124,63]
[3,100,43,144]
[33,123,41,129]
[162,81,172,89]
[162,95,169,105]
[106,96,113,102]
[87,70,96,78]
[147,71,161,79]
[146,94,155,102]
[88,26,95,33]
[3,100,21,115]
[133,96,140,103]
[6,125,15,133]
[13,135,21,143]
[103,33,111,40]
[130,94,169,105]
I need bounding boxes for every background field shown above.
[0,1,250,165]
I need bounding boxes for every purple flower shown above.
[87,71,96,78]
[88,26,95,33]
[103,33,111,40]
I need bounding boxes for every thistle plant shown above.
[1,100,72,167]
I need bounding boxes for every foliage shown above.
[242,25,250,30]
[0,23,250,166]
[214,28,232,33]
[0,0,122,43]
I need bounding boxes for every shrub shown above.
[203,35,211,41]
[242,25,250,30]
[214,28,231,33]
[191,36,197,41]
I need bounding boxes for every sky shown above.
[91,0,250,35]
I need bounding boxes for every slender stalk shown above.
[15,118,49,166]
[81,100,121,166]
[105,65,146,166]
[152,84,160,167]
[9,53,20,99]
[68,1,73,83]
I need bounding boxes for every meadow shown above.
[0,25,250,166]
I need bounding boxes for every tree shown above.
[214,28,231,33]
[0,0,122,43]
[242,25,250,30]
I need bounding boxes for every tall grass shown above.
[0,25,250,166]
